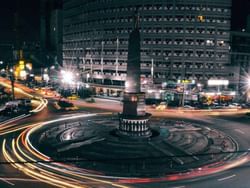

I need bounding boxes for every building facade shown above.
[40,0,63,67]
[63,0,232,91]
[230,31,250,101]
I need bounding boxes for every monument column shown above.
[118,12,151,137]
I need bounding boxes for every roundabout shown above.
[30,114,239,178]
[3,111,250,188]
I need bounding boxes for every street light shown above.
[86,73,90,83]
[245,76,250,102]
[247,77,250,89]
[61,70,74,85]
[151,58,154,79]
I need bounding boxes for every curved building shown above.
[63,0,232,92]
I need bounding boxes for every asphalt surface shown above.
[133,114,250,188]
[58,99,250,188]
[0,96,250,187]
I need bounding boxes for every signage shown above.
[208,80,229,86]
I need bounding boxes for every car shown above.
[241,103,250,109]
[183,105,195,109]
[55,99,78,111]
[19,99,31,106]
[155,102,167,110]
[228,103,242,109]
[67,95,79,100]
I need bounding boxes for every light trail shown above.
[0,79,33,98]
[3,139,86,188]
[2,100,249,188]
[0,177,15,186]
[0,84,47,135]
[2,111,248,187]
[0,114,31,132]
[24,114,250,185]
[0,78,129,187]
[0,122,40,136]
[0,77,48,114]
[2,113,130,188]
[24,114,129,188]
[20,112,248,187]
[30,98,48,113]
[0,114,28,127]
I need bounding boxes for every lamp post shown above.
[115,38,119,76]
[101,41,104,76]
[178,79,186,107]
[151,58,154,80]
[86,73,90,83]
[9,68,15,100]
[182,82,186,107]
[246,77,250,102]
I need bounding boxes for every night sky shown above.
[0,0,40,43]
[0,0,250,44]
[232,0,250,30]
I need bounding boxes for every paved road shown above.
[0,106,56,187]
[72,98,250,188]
[132,113,250,188]
[1,95,250,187]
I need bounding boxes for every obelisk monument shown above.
[118,12,151,137]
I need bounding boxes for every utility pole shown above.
[182,83,185,107]
[115,38,119,76]
[10,69,15,100]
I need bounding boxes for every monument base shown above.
[118,113,152,137]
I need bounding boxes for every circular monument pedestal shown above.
[118,113,152,137]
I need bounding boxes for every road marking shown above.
[0,178,15,186]
[0,114,27,126]
[2,178,40,182]
[61,113,82,117]
[218,174,236,181]
[234,129,245,134]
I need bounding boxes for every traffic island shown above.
[30,114,238,178]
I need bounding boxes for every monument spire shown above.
[134,10,140,29]
[118,10,151,137]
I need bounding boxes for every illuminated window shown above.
[197,15,205,22]
[131,96,137,102]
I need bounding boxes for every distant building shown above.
[63,0,232,94]
[40,0,63,67]
[247,15,250,33]
[0,44,13,69]
[230,30,250,100]
[0,42,39,79]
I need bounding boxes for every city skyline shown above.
[0,0,250,43]
[0,1,250,188]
